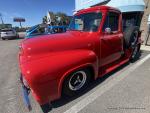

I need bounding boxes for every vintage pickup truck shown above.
[19,6,142,109]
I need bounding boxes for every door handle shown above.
[101,38,105,40]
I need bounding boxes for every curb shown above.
[141,45,150,51]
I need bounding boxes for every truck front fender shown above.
[20,50,98,103]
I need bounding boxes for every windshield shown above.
[68,12,102,32]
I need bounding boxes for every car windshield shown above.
[27,25,39,32]
[68,12,102,32]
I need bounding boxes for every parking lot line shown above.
[64,54,150,113]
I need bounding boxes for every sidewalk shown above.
[141,44,150,51]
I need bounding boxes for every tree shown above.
[56,12,71,25]
[0,13,4,24]
[42,16,47,24]
[48,11,56,23]
[42,11,71,26]
[43,11,56,25]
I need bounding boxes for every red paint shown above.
[18,6,141,105]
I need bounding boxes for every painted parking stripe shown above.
[64,54,150,113]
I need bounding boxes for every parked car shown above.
[26,24,67,38]
[0,29,19,40]
[19,6,142,110]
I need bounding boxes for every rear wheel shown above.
[123,26,139,49]
[130,43,141,62]
[63,69,91,96]
[123,26,140,61]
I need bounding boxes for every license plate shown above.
[22,86,32,111]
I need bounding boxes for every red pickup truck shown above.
[19,6,142,109]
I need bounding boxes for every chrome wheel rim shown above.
[69,71,87,91]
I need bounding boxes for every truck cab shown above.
[19,6,141,108]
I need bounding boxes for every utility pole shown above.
[0,13,4,24]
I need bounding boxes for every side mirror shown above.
[105,27,111,34]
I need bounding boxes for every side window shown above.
[103,12,119,32]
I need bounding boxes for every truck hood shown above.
[20,31,98,63]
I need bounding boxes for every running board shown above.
[99,57,129,77]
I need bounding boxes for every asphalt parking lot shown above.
[0,39,150,113]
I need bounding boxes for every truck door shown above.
[100,11,123,66]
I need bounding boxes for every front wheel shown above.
[63,69,91,96]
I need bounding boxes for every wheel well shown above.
[61,65,95,96]
[85,66,95,81]
[63,65,95,83]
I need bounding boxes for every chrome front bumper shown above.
[20,74,32,111]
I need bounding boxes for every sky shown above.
[0,0,75,27]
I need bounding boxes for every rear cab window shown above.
[103,11,120,33]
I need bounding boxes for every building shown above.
[140,0,150,45]
[75,0,150,43]
[75,0,145,12]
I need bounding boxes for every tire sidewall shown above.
[124,26,139,49]
[130,44,141,62]
[63,69,91,96]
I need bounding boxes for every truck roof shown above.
[76,5,121,15]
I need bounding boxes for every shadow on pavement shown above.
[0,37,24,41]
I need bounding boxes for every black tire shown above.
[63,69,91,96]
[130,44,141,62]
[2,37,5,40]
[123,26,139,49]
[40,103,52,113]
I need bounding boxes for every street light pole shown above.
[19,21,22,28]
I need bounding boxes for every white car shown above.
[0,29,19,40]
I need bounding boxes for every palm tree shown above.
[42,12,71,25]
[0,13,4,24]
[56,12,71,25]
